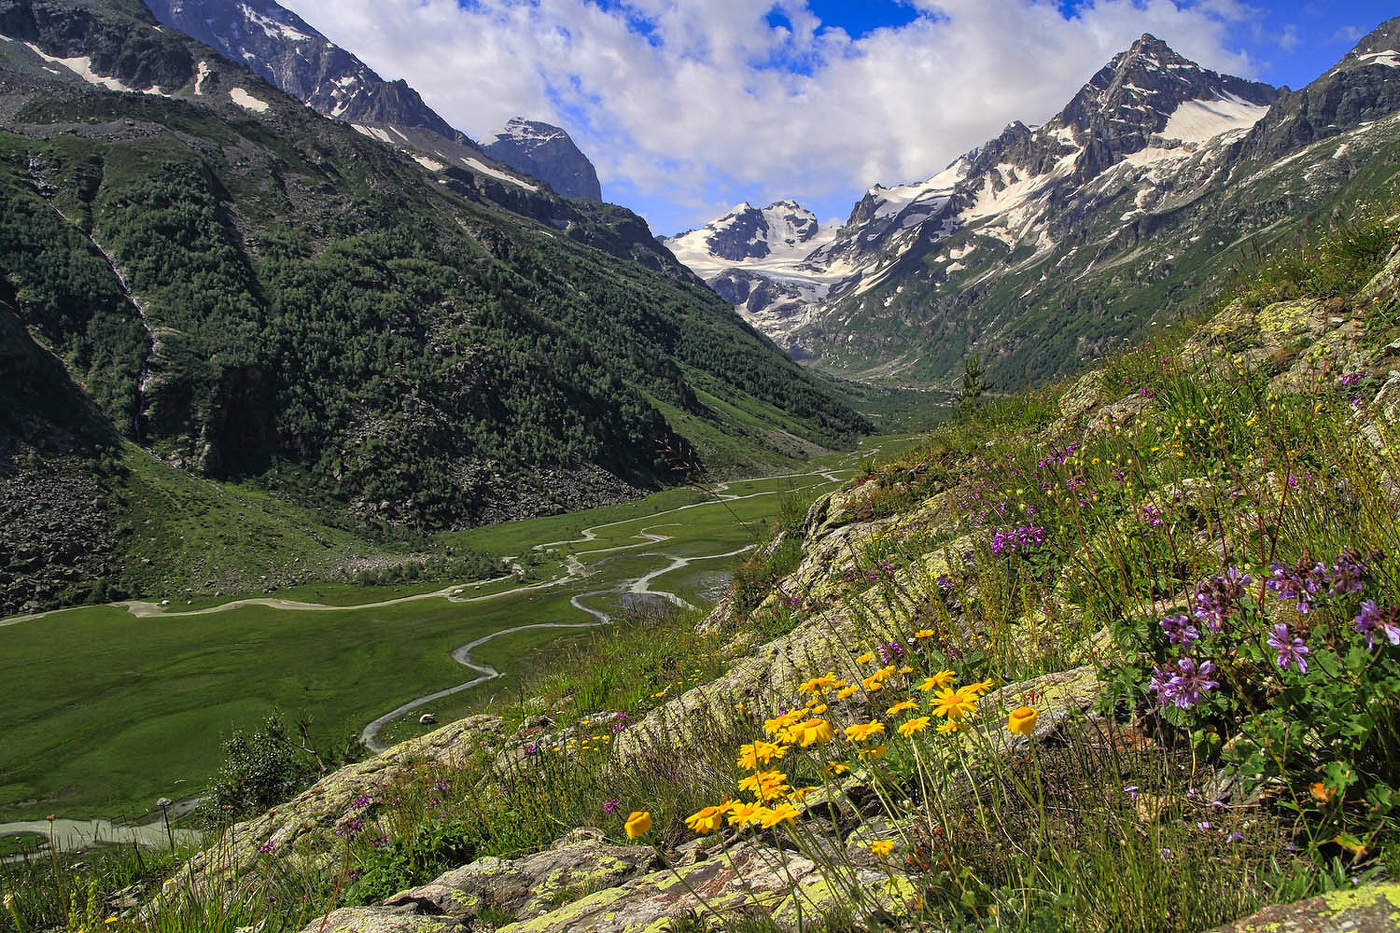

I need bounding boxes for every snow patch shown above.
[461,157,540,191]
[1354,49,1400,70]
[1161,93,1268,144]
[237,3,314,42]
[25,43,165,95]
[228,87,270,113]
[412,155,446,172]
[352,124,393,143]
[193,60,210,95]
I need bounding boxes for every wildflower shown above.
[1309,782,1335,804]
[1160,613,1199,647]
[914,629,935,639]
[624,811,652,839]
[603,799,621,814]
[931,686,977,720]
[961,680,995,697]
[739,770,791,801]
[861,674,887,692]
[257,839,276,854]
[685,804,727,835]
[916,670,956,692]
[728,801,764,826]
[737,741,788,769]
[352,794,372,810]
[791,718,834,747]
[1193,567,1252,630]
[856,652,875,664]
[1329,549,1368,595]
[1265,559,1328,614]
[799,673,841,695]
[1123,785,1140,802]
[898,716,932,737]
[898,665,914,674]
[886,700,918,716]
[936,720,965,734]
[836,685,859,699]
[760,803,799,828]
[763,709,807,736]
[843,721,886,743]
[1149,657,1219,709]
[827,762,850,776]
[1006,706,1038,736]
[1266,623,1310,672]
[1354,600,1400,649]
[1226,831,1244,844]
[869,840,895,856]
[858,744,888,760]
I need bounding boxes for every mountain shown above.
[0,0,867,611]
[660,200,837,334]
[670,24,1400,386]
[142,0,462,140]
[483,118,602,201]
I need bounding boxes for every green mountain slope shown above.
[0,1,866,555]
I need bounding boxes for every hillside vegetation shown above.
[7,202,1400,932]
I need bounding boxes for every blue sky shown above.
[286,0,1396,235]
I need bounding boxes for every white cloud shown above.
[279,0,1260,230]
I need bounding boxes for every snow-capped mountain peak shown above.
[482,118,602,200]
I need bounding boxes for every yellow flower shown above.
[899,665,914,674]
[868,840,895,856]
[1007,706,1038,736]
[810,703,828,716]
[897,716,932,737]
[760,803,799,828]
[856,652,875,664]
[827,762,850,776]
[1309,782,1334,804]
[916,670,956,692]
[836,685,859,699]
[799,673,841,695]
[931,686,978,720]
[857,744,888,760]
[728,801,764,826]
[736,740,788,769]
[886,700,918,716]
[843,721,886,743]
[624,811,652,839]
[791,718,834,747]
[861,674,886,692]
[936,720,966,734]
[913,629,935,639]
[763,709,808,736]
[104,918,118,925]
[963,679,995,697]
[686,804,727,835]
[738,769,791,801]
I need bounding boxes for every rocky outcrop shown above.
[183,716,505,886]
[1212,882,1400,932]
[483,119,602,201]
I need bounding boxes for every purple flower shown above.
[1354,600,1400,650]
[1140,504,1164,528]
[1160,613,1200,647]
[352,795,372,811]
[602,799,621,815]
[1328,549,1368,595]
[335,817,364,838]
[1149,657,1219,709]
[1266,623,1310,672]
[1339,371,1364,388]
[1266,559,1329,613]
[991,524,1046,556]
[1192,567,1252,631]
[1138,387,1156,398]
[1123,785,1140,802]
[257,839,276,854]
[1226,831,1244,844]
[936,574,955,594]
[433,777,451,791]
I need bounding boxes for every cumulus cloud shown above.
[279,0,1261,230]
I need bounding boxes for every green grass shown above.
[0,435,921,825]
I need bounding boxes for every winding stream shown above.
[0,463,859,844]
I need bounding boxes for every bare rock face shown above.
[483,118,602,201]
[382,830,658,925]
[1211,882,1400,932]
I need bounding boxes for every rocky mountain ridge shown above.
[483,117,602,201]
[668,22,1400,387]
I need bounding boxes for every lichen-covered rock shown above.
[494,842,912,932]
[382,831,658,924]
[298,905,463,933]
[186,715,504,887]
[1211,882,1400,932]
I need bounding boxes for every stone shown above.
[297,906,463,933]
[382,835,659,925]
[1211,882,1400,932]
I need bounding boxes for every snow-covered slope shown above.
[666,33,1302,375]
